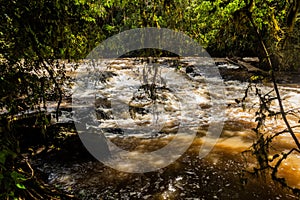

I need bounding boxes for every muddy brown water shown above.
[32,121,299,200]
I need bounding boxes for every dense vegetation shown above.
[0,0,299,198]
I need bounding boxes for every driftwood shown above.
[237,60,265,74]
[213,57,266,74]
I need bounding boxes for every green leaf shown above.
[16,183,26,189]
[10,171,26,182]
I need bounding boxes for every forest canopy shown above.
[1,0,299,60]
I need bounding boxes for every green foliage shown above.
[226,0,300,69]
[0,146,25,199]
[1,0,106,60]
[94,0,299,61]
[0,143,33,198]
[0,0,109,198]
[0,0,299,61]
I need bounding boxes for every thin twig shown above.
[25,158,34,180]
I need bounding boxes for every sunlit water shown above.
[34,58,300,199]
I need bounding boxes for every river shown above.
[32,57,300,199]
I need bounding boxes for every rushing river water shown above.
[33,58,300,199]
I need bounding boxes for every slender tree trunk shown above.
[246,6,300,150]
